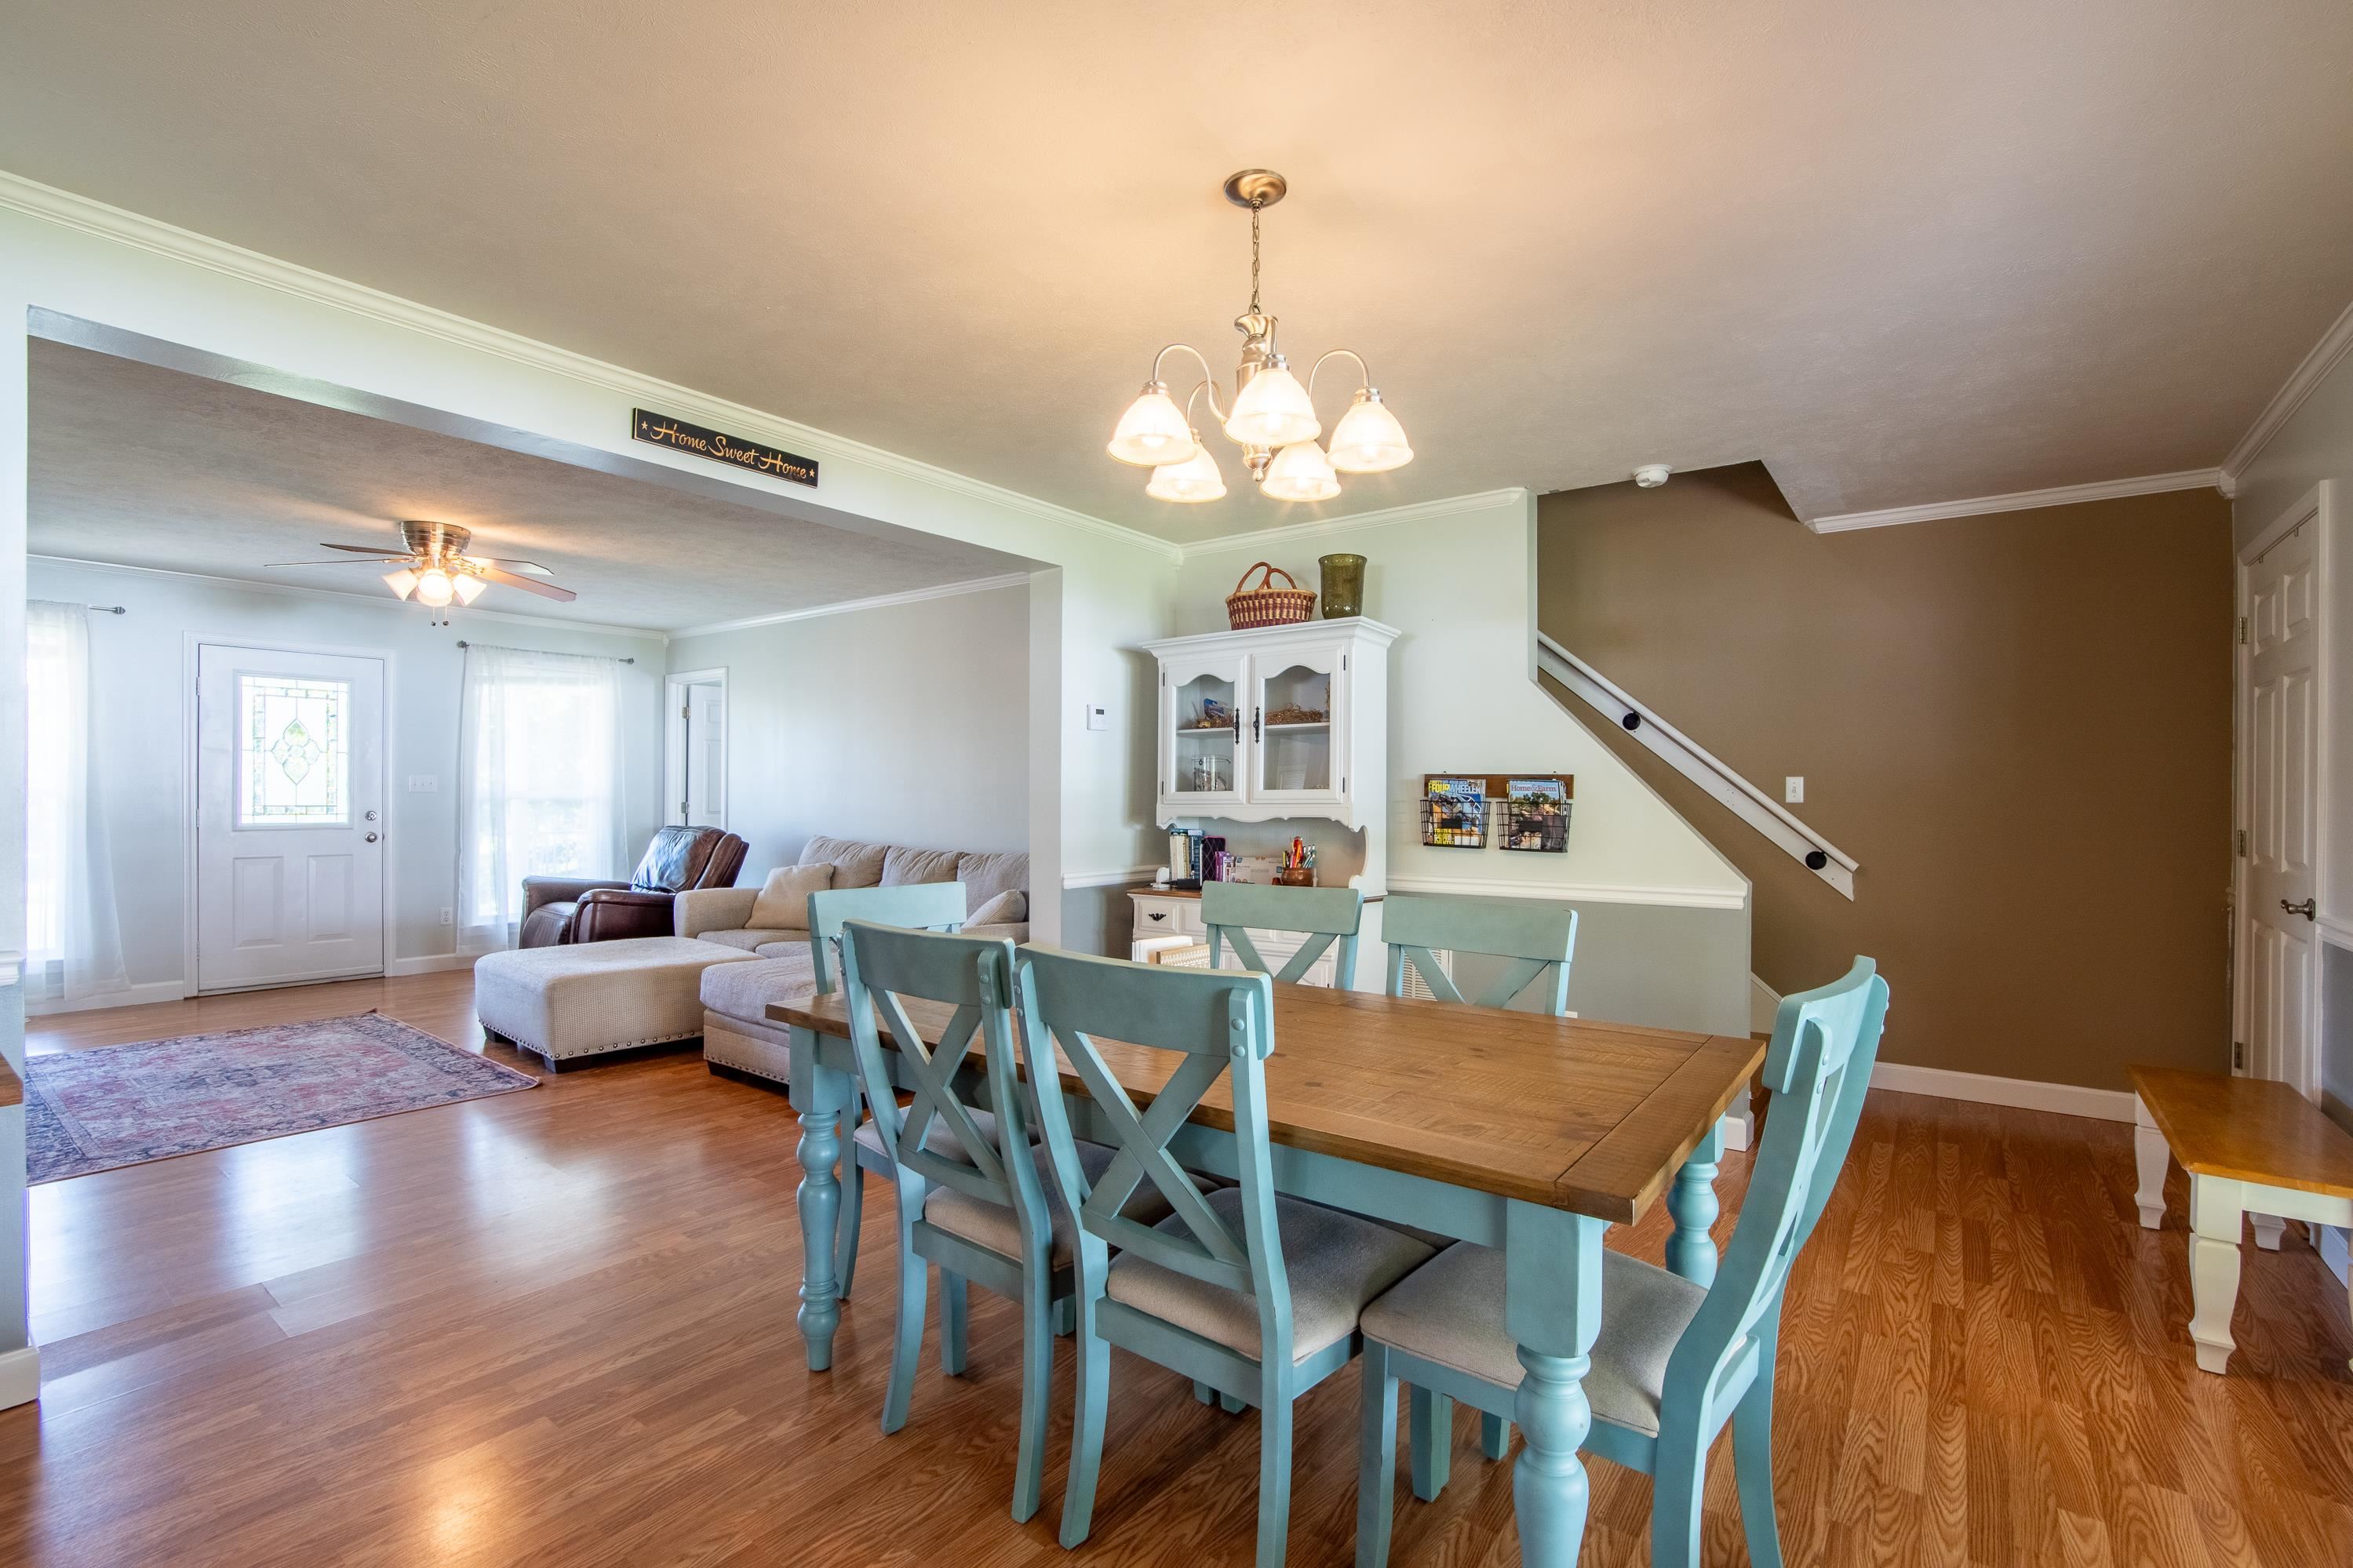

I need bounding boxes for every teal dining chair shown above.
[836,919,1064,1521]
[1353,957,1889,1568]
[808,882,971,1297]
[1017,946,1436,1568]
[1200,881,1364,990]
[1382,892,1579,1014]
[1379,891,1581,1479]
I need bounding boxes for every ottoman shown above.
[475,936,762,1071]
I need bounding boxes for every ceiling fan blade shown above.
[473,565,577,602]
[266,557,410,567]
[463,555,555,577]
[317,541,414,555]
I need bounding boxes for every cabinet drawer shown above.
[1131,896,1205,939]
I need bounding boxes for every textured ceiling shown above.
[4,2,2351,540]
[27,340,1026,632]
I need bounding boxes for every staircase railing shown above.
[1535,631,1857,898]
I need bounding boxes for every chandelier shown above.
[1106,170,1414,504]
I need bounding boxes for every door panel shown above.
[2241,519,2320,1096]
[198,644,387,990]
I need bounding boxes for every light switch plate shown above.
[1784,776,1805,804]
[408,775,438,792]
[1085,704,1109,731]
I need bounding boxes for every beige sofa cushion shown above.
[476,937,758,1060]
[883,845,963,886]
[700,951,818,1022]
[697,927,798,952]
[957,851,1029,910]
[750,862,833,928]
[961,922,1030,943]
[802,836,886,888]
[967,889,1025,927]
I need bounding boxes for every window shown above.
[455,644,631,949]
[239,675,350,825]
[25,601,127,999]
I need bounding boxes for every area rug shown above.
[24,1012,537,1184]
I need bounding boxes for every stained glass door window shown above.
[239,675,351,825]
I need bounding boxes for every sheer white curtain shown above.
[26,600,129,1003]
[455,644,632,952]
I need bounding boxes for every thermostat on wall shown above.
[1085,704,1109,731]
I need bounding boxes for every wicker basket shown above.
[1225,562,1317,630]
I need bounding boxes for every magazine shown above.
[1423,776,1488,848]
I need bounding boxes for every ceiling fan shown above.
[267,520,577,607]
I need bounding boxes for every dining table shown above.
[767,977,1764,1568]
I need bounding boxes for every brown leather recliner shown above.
[518,826,749,947]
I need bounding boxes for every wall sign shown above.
[632,409,818,487]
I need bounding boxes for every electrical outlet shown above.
[408,775,438,792]
[1784,776,1805,804]
[439,906,453,926]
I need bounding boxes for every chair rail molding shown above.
[1381,872,1747,911]
[1535,632,1858,898]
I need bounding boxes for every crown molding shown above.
[0,168,1182,565]
[1178,488,1528,558]
[670,571,1033,639]
[1805,469,2224,533]
[28,555,671,641]
[2220,297,2353,487]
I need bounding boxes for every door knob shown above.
[2282,897,2315,920]
[365,831,381,844]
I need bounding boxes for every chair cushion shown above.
[923,1139,1175,1268]
[855,1105,1019,1167]
[750,862,834,929]
[1105,1188,1434,1363]
[967,889,1027,927]
[883,846,963,886]
[957,851,1029,911]
[1358,1243,1706,1438]
[698,952,818,1020]
[519,901,577,948]
[802,836,887,888]
[697,926,800,952]
[632,824,720,892]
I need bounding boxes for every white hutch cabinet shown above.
[1144,617,1397,830]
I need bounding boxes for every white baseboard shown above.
[25,980,188,1017]
[387,954,475,977]
[1870,1060,2136,1122]
[0,1345,40,1410]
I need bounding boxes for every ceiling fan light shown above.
[1222,359,1320,449]
[1146,434,1227,503]
[1259,441,1341,503]
[1107,382,1198,467]
[451,573,488,606]
[382,567,419,601]
[1327,388,1414,473]
[413,567,456,608]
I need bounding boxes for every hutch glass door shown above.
[1248,645,1343,802]
[1164,654,1244,807]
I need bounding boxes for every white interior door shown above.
[2242,518,2321,1095]
[197,644,387,991]
[665,671,727,828]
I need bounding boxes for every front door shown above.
[196,643,387,991]
[2241,516,2321,1095]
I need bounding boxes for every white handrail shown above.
[1534,631,1858,899]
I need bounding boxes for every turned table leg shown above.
[1666,1124,1725,1286]
[2187,1173,2244,1374]
[2133,1096,2170,1231]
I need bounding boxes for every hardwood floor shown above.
[3,973,2349,1566]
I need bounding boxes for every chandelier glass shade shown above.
[1109,170,1411,504]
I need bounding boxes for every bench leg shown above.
[2250,1213,2286,1251]
[2187,1174,2243,1374]
[2133,1096,2169,1231]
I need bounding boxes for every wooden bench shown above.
[2131,1065,2353,1373]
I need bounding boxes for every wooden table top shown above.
[772,982,1762,1225]
[2131,1065,2353,1200]
[0,1054,18,1109]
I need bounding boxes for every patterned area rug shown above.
[25,1012,537,1184]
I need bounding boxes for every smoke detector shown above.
[1632,464,1673,489]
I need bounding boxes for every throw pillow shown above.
[967,890,1026,927]
[750,862,835,930]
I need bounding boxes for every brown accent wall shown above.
[1538,464,2235,1090]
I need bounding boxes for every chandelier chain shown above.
[1249,202,1261,316]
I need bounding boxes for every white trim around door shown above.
[185,635,397,993]
[664,667,728,829]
